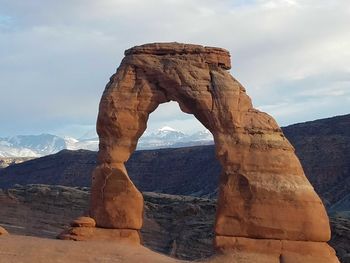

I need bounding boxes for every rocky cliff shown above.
[0,184,349,262]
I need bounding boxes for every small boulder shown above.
[0,226,9,235]
[70,216,96,228]
[58,227,140,244]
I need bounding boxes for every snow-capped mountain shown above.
[187,130,213,141]
[137,126,186,149]
[0,127,214,157]
[65,136,99,151]
[78,130,98,141]
[137,126,213,149]
[0,134,66,157]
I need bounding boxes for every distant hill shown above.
[282,114,350,211]
[0,114,349,213]
[0,157,34,169]
[0,146,220,198]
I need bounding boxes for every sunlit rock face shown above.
[89,42,338,262]
[0,226,8,235]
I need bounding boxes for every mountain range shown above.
[3,113,347,158]
[0,127,213,157]
[0,134,66,157]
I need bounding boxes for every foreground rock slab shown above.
[0,235,184,263]
[0,234,340,263]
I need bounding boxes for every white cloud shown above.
[0,0,349,136]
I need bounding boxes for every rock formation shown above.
[0,225,8,235]
[70,216,96,228]
[65,43,338,262]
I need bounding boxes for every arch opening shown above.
[126,101,220,259]
[129,101,220,196]
[136,101,214,150]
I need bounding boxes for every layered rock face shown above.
[88,42,338,261]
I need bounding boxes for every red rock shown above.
[214,236,339,263]
[85,42,338,260]
[90,163,143,229]
[58,227,140,244]
[281,240,339,263]
[0,226,9,235]
[0,235,175,263]
[70,216,96,228]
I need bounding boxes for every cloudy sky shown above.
[0,0,349,138]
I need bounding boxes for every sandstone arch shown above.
[64,43,339,262]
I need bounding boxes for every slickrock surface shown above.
[89,42,335,259]
[0,184,348,262]
[0,235,186,263]
[4,234,338,263]
[0,234,344,263]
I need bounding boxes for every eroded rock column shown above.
[61,42,339,262]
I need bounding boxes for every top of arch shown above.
[124,42,231,70]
